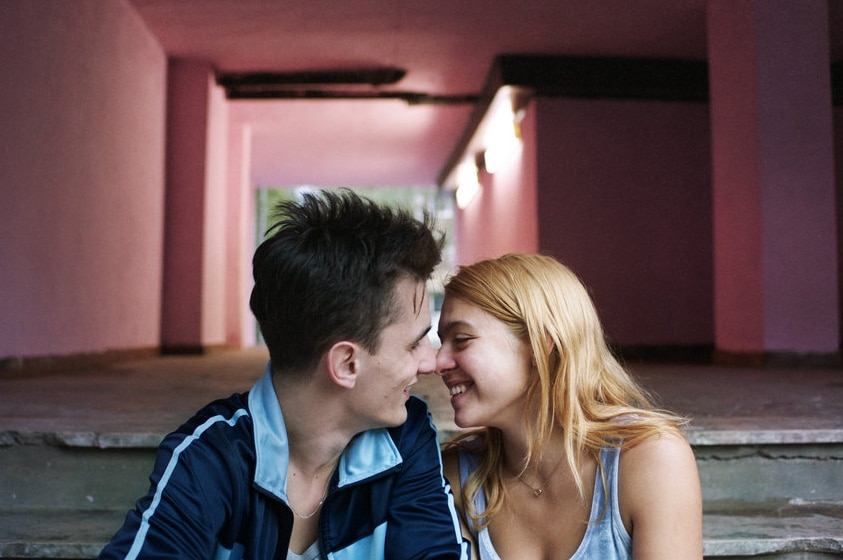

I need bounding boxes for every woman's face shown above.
[436,295,533,429]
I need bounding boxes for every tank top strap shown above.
[569,446,631,559]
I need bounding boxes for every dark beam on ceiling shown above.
[217,67,407,88]
[437,55,710,187]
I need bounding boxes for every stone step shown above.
[0,509,123,560]
[0,442,153,512]
[0,352,841,558]
[702,505,843,559]
[687,428,843,506]
[0,507,840,559]
[3,427,841,510]
[1,428,841,558]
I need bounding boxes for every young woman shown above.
[437,253,702,559]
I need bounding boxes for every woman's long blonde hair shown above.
[443,253,686,529]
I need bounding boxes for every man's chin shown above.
[386,410,409,428]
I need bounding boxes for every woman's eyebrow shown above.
[437,320,471,339]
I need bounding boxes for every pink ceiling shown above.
[128,0,842,188]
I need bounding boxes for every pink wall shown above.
[225,125,256,347]
[709,0,839,354]
[706,0,766,353]
[0,1,167,359]
[534,97,713,348]
[161,61,209,349]
[455,102,539,264]
[202,77,230,346]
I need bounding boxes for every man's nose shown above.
[434,345,454,376]
[417,337,437,375]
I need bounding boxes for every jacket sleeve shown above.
[98,410,249,559]
[385,397,471,560]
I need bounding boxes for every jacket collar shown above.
[249,362,403,501]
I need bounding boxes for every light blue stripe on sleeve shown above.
[125,408,249,560]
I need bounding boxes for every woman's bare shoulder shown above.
[618,431,703,558]
[622,430,694,462]
[620,431,698,496]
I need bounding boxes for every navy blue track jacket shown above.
[99,365,469,559]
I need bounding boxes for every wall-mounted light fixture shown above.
[455,161,481,209]
[481,88,523,174]
[439,84,528,208]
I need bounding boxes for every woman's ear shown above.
[326,341,359,389]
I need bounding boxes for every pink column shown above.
[708,0,839,358]
[161,60,212,352]
[225,123,255,347]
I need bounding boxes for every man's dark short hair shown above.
[249,189,444,375]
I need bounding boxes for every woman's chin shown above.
[453,413,478,429]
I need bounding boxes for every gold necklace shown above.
[512,456,565,497]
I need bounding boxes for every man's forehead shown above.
[393,277,428,317]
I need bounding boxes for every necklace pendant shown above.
[533,488,543,497]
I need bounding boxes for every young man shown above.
[100,190,468,559]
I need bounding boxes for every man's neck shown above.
[273,373,352,476]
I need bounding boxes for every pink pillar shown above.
[161,60,213,352]
[225,123,255,347]
[708,0,839,357]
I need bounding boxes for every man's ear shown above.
[326,341,359,389]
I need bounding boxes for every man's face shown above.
[353,277,436,429]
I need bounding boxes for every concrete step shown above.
[1,352,841,558]
[688,428,843,506]
[0,442,153,512]
[702,505,843,559]
[1,431,841,558]
[0,509,123,560]
[0,506,840,559]
[694,428,843,558]
[4,428,842,511]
